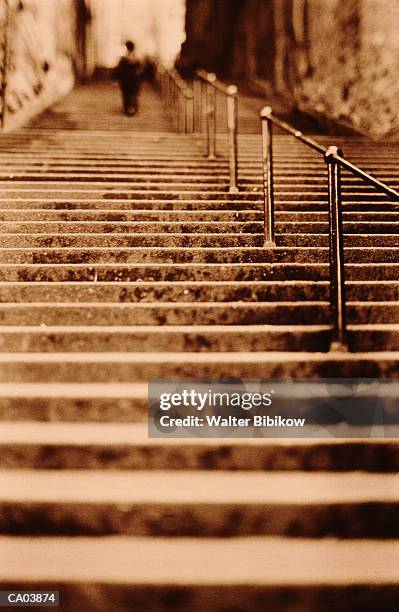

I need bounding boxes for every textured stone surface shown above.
[1,537,399,611]
[1,422,399,471]
[0,470,398,537]
[180,0,399,138]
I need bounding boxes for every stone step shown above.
[2,162,398,177]
[0,185,392,202]
[1,323,398,351]
[1,157,397,173]
[0,281,395,301]
[0,211,265,222]
[0,221,398,235]
[0,382,148,422]
[0,234,266,249]
[0,200,398,215]
[0,324,331,352]
[0,246,395,265]
[0,281,330,302]
[0,210,397,223]
[350,324,399,351]
[0,302,330,325]
[0,378,398,422]
[0,469,398,537]
[281,234,399,248]
[2,233,399,249]
[1,422,398,470]
[2,170,396,187]
[349,302,399,324]
[0,262,397,282]
[0,189,263,200]
[0,351,397,381]
[0,200,268,211]
[0,263,331,282]
[1,536,398,611]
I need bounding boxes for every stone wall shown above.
[179,0,399,138]
[0,0,88,131]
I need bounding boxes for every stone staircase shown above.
[0,81,398,611]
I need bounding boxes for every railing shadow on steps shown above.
[155,65,399,353]
[260,106,399,352]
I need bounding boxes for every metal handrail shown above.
[156,65,194,133]
[260,105,399,352]
[195,69,238,193]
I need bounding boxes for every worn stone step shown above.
[0,186,393,205]
[0,246,396,265]
[1,422,398,470]
[1,377,398,421]
[0,221,266,234]
[1,536,398,611]
[0,281,329,302]
[0,263,330,282]
[0,233,265,249]
[0,200,265,211]
[0,246,327,265]
[0,209,397,223]
[348,302,399,324]
[346,263,399,281]
[0,324,330,352]
[0,323,397,352]
[0,470,398,537]
[0,351,397,381]
[0,302,329,326]
[0,281,396,303]
[2,170,395,188]
[0,210,265,222]
[0,188,262,201]
[349,324,399,351]
[0,382,147,422]
[280,234,399,248]
[1,221,398,236]
[1,262,398,282]
[2,163,398,180]
[3,233,399,249]
[0,199,397,215]
[346,282,399,301]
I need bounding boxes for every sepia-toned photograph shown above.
[0,0,398,610]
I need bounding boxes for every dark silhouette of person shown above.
[114,41,143,116]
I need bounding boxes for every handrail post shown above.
[193,79,201,133]
[227,85,238,194]
[178,90,185,132]
[187,93,194,134]
[200,79,206,133]
[260,106,276,247]
[206,73,217,159]
[325,146,348,352]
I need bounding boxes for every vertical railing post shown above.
[187,92,194,134]
[193,79,201,133]
[260,106,275,247]
[206,73,217,159]
[200,79,206,133]
[227,85,238,193]
[178,90,185,132]
[325,146,348,352]
[175,86,179,131]
[184,94,188,133]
